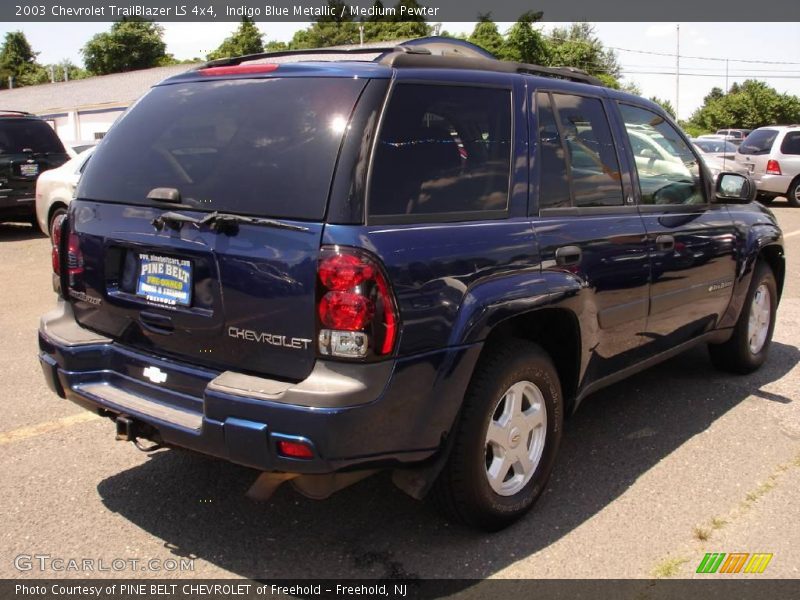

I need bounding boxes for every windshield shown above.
[739,129,778,155]
[0,119,66,154]
[78,77,366,220]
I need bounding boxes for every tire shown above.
[431,340,563,531]
[787,179,800,208]
[709,261,777,374]
[48,206,67,238]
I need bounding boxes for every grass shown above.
[710,517,727,530]
[652,557,689,578]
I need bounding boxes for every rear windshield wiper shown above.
[152,211,310,234]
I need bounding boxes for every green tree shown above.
[207,17,264,60]
[650,96,676,118]
[499,11,549,65]
[547,22,620,81]
[0,31,46,88]
[31,60,89,84]
[82,19,168,75]
[689,80,800,130]
[289,1,360,48]
[467,14,505,58]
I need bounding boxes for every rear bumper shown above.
[0,191,34,218]
[752,173,792,195]
[38,302,482,474]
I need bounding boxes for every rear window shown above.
[694,139,737,153]
[780,132,800,155]
[0,119,66,154]
[78,78,366,220]
[368,83,512,219]
[739,129,778,155]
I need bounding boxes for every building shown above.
[0,64,197,147]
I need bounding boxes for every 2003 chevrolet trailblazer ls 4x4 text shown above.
[39,38,784,530]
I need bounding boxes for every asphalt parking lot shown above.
[1,203,799,580]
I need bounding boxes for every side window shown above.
[368,84,512,218]
[780,132,800,155]
[551,94,624,207]
[536,93,571,210]
[618,103,706,205]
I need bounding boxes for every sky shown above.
[1,21,799,120]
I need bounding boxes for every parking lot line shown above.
[784,229,800,239]
[0,412,101,446]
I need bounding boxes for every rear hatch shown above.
[736,129,778,175]
[70,74,369,382]
[0,118,69,201]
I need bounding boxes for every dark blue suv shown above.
[39,38,784,530]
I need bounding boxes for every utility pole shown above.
[675,23,680,121]
[50,65,55,83]
[725,58,729,93]
[359,23,364,47]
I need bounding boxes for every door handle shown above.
[655,235,675,251]
[555,245,582,267]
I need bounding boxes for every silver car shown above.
[735,126,800,207]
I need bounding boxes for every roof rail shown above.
[0,109,33,116]
[379,52,603,86]
[197,36,603,86]
[197,37,494,69]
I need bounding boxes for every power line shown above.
[611,46,800,66]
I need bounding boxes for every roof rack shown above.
[198,37,603,87]
[379,52,603,86]
[198,37,495,69]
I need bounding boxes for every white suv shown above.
[736,125,800,207]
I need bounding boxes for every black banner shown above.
[2,0,799,22]
[3,579,800,600]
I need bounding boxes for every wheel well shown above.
[47,201,68,228]
[482,308,581,413]
[760,244,785,300]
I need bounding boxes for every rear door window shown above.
[368,83,512,219]
[0,119,66,154]
[618,103,705,205]
[535,92,624,210]
[78,77,366,220]
[739,129,778,155]
[780,132,800,155]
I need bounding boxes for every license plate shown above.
[20,163,38,177]
[136,253,192,307]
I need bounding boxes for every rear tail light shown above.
[766,160,782,175]
[50,214,66,276]
[317,246,399,359]
[51,215,84,289]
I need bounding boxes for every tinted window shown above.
[619,103,705,205]
[0,119,66,154]
[551,94,624,207]
[739,129,778,155]
[536,93,571,210]
[369,84,511,217]
[78,78,366,220]
[780,132,800,155]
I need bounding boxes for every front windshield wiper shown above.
[152,211,310,234]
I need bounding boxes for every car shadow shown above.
[0,222,45,241]
[96,342,799,580]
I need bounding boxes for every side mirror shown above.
[715,172,755,203]
[640,148,658,159]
